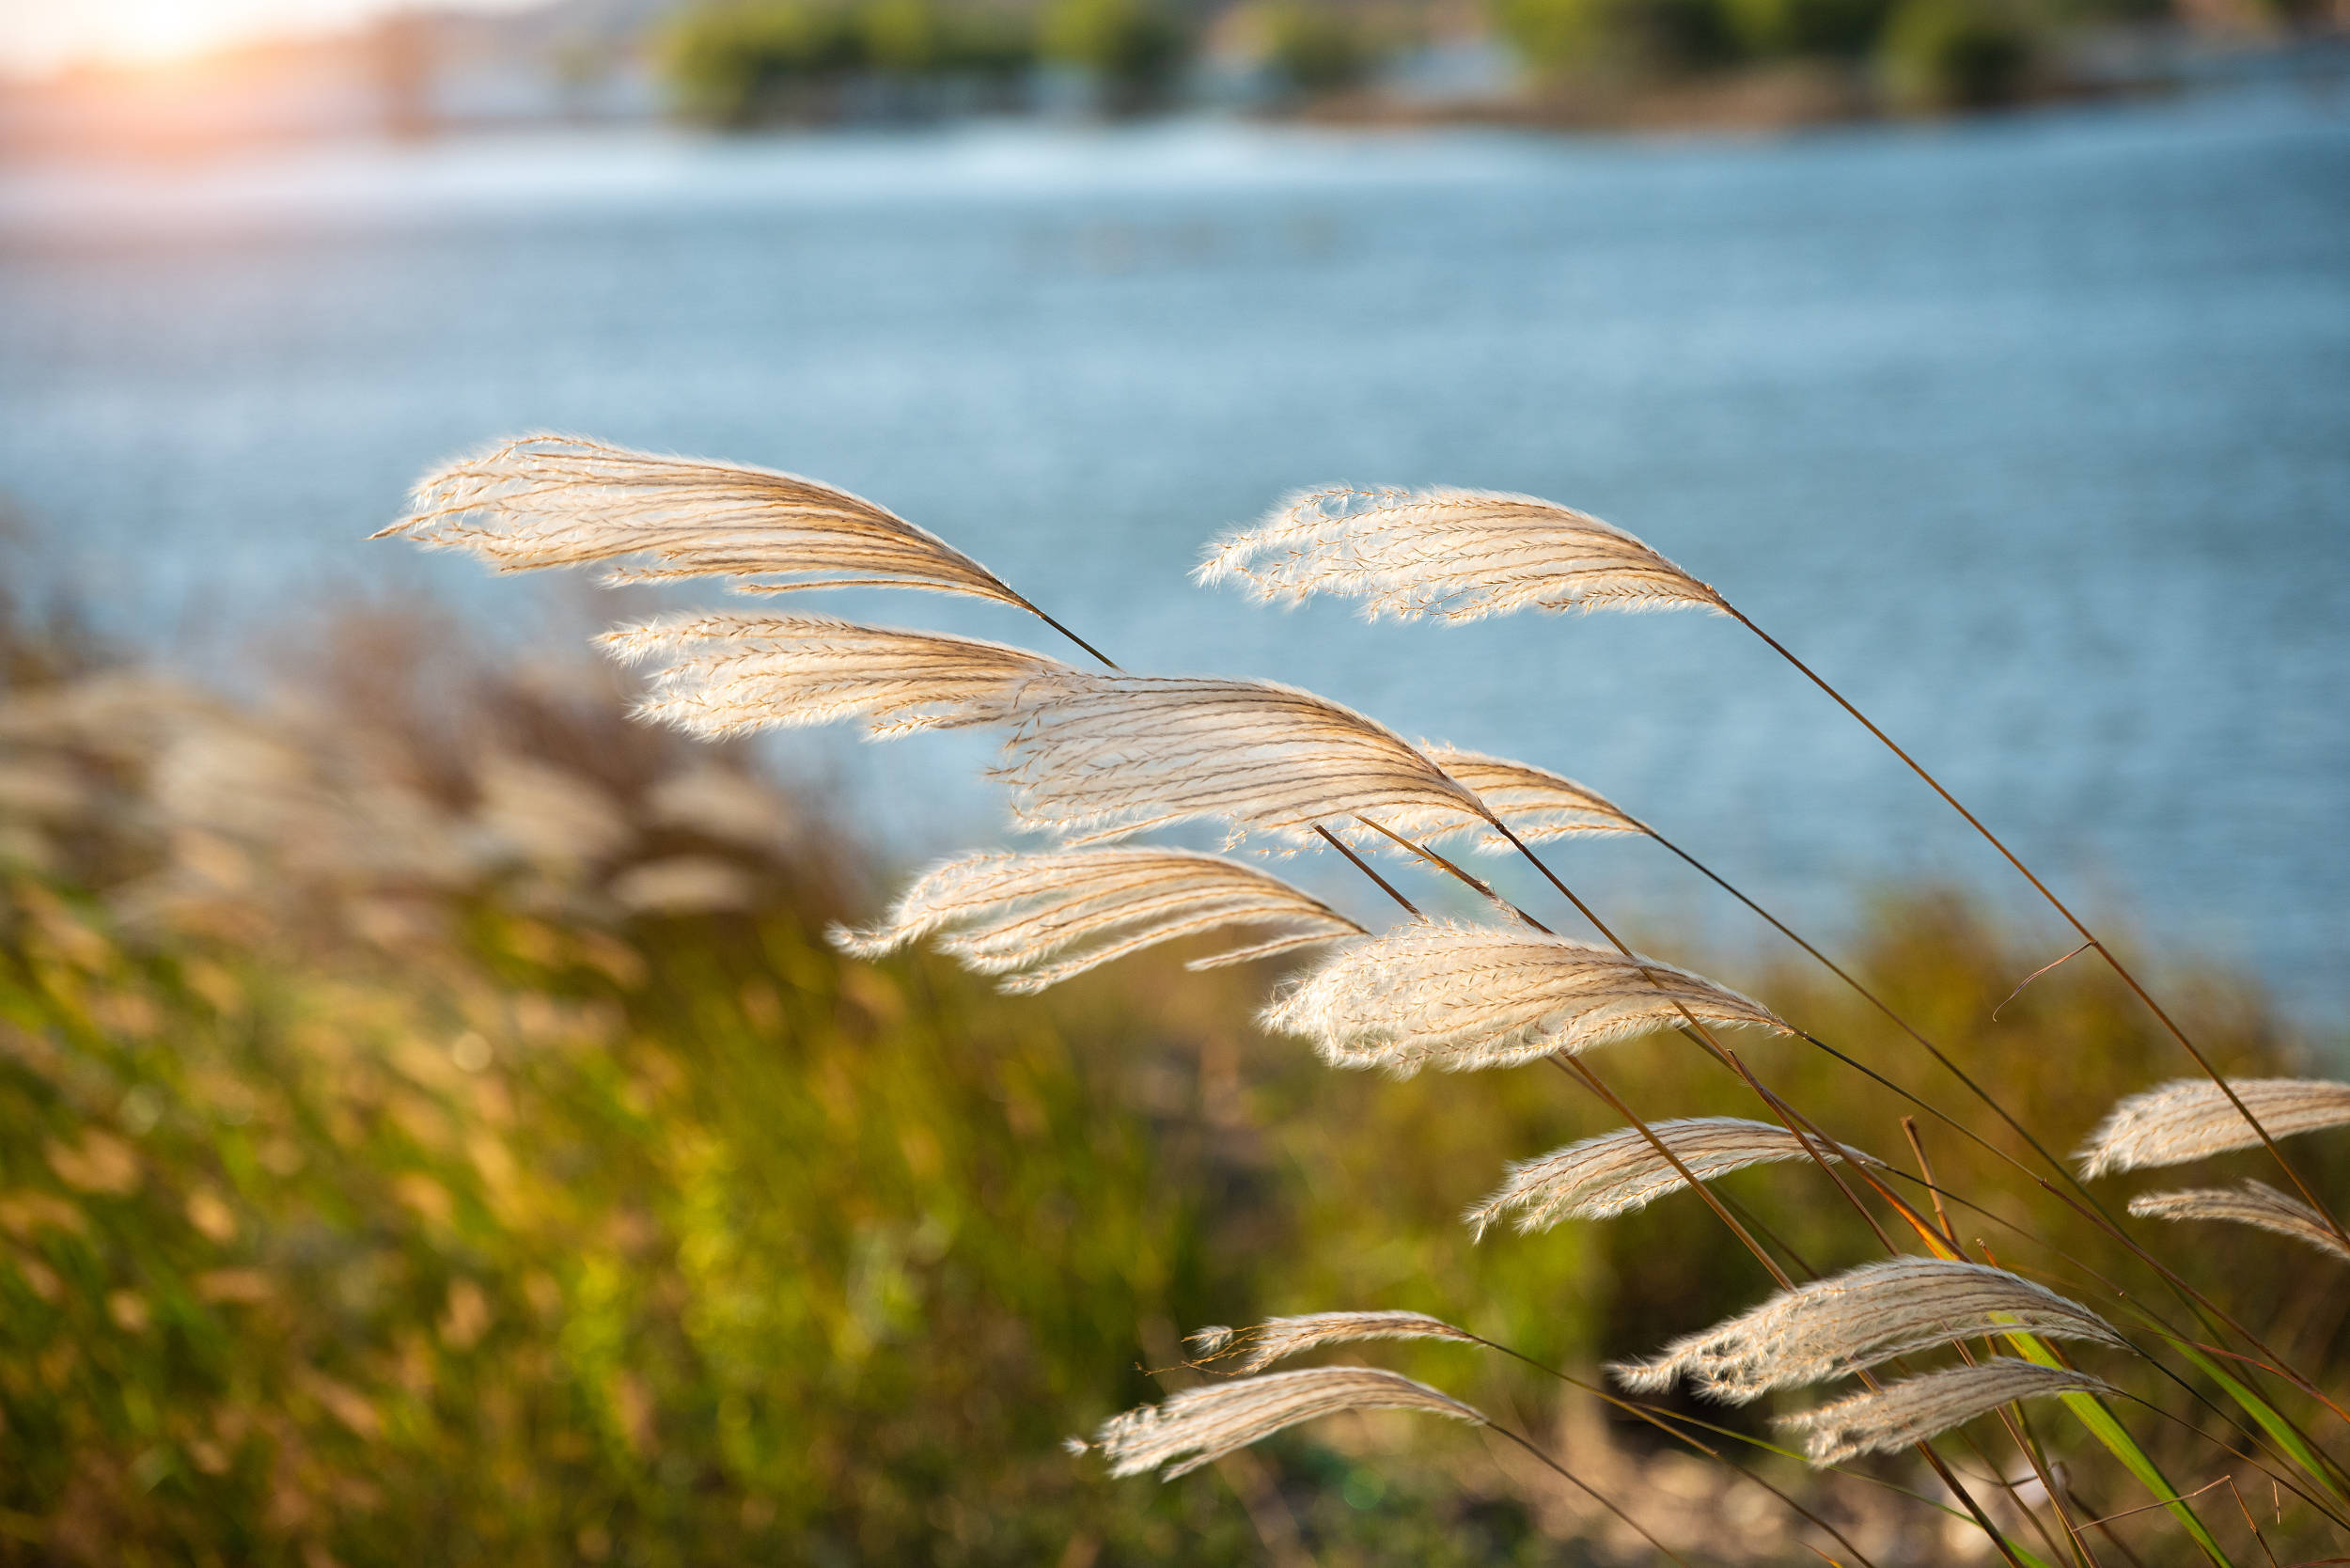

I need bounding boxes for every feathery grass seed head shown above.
[1778,1360,2117,1466]
[598,613,1069,739]
[2127,1180,2350,1262]
[1262,920,1790,1078]
[1077,1366,1486,1480]
[1607,1259,2126,1403]
[384,434,1027,605]
[1368,745,1644,855]
[2076,1077,2350,1178]
[1465,1119,1880,1239]
[1195,486,1725,622]
[829,848,1364,992]
[1184,1311,1480,1374]
[991,673,1492,846]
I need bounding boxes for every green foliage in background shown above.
[661,0,1038,125]
[1724,0,1893,56]
[1253,3,1388,96]
[1040,0,1191,105]
[1880,0,2033,105]
[9,863,2344,1563]
[1492,0,1741,80]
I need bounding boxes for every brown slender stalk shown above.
[1347,837,2036,1561]
[1312,824,1422,917]
[1480,1421,1694,1566]
[1653,818,2340,1415]
[1907,1121,2100,1568]
[1472,822,2029,1563]
[1549,1056,1794,1290]
[1388,758,2338,1531]
[1460,1330,1884,1566]
[1586,814,2340,1435]
[1719,604,2349,1252]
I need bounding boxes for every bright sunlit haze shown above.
[0,0,541,72]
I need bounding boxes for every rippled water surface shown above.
[3,89,2346,1012]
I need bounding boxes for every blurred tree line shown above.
[660,0,1457,121]
[662,0,2245,130]
[660,0,1190,121]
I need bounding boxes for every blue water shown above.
[2,89,2346,1018]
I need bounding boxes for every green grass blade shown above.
[2165,1340,2349,1506]
[2008,1335,2232,1565]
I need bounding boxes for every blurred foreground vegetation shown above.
[0,590,2342,1564]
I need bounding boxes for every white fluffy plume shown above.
[1465,1119,1880,1239]
[2076,1077,2350,1179]
[1077,1367,1486,1480]
[828,848,1365,993]
[1184,1311,1480,1374]
[991,673,1494,846]
[597,613,1069,739]
[1779,1360,2117,1466]
[1195,485,1725,622]
[2127,1181,2350,1262]
[1608,1259,2126,1403]
[383,434,1028,605]
[1371,745,1644,855]
[1261,920,1790,1078]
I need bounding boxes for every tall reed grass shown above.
[0,450,2342,1562]
[372,436,2350,1564]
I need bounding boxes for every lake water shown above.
[3,87,2346,1020]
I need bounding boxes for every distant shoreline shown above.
[2,29,2342,168]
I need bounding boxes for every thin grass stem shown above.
[1718,604,2349,1253]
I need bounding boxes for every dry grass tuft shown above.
[1078,1366,1487,1480]
[990,672,1493,846]
[1195,486,1725,621]
[1778,1360,2117,1466]
[1465,1118,1879,1238]
[1183,1311,1480,1374]
[384,434,1030,605]
[2076,1076,2350,1178]
[829,847,1365,993]
[598,612,1070,739]
[1261,920,1790,1077]
[2127,1180,2350,1262]
[1376,745,1645,854]
[1608,1259,2126,1403]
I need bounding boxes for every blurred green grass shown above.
[0,595,2340,1565]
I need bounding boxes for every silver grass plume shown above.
[1608,1259,2126,1403]
[2076,1077,2350,1178]
[1076,1366,1486,1480]
[1778,1360,2117,1466]
[1465,1119,1880,1240]
[1183,1311,1480,1374]
[1371,745,1644,855]
[2127,1181,2350,1262]
[828,848,1365,993]
[383,434,1027,605]
[991,672,1493,846]
[1261,920,1790,1078]
[1194,485,1726,622]
[597,613,1070,739]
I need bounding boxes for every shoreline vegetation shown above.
[3,0,2343,164]
[0,531,2342,1561]
[654,0,2342,130]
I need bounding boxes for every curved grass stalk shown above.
[1714,604,2349,1255]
